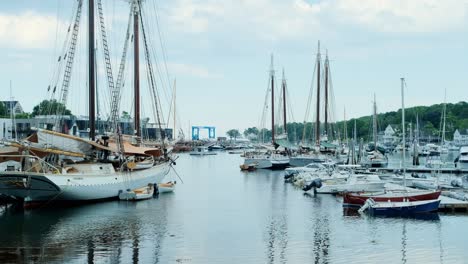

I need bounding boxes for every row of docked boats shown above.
[284,79,443,217]
[0,0,178,207]
[284,162,442,216]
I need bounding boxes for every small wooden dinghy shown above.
[358,198,441,216]
[158,181,176,193]
[119,184,154,201]
[240,164,257,171]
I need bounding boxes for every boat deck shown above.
[385,183,468,213]
[372,167,468,174]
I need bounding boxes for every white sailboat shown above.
[243,55,289,170]
[0,0,172,205]
[290,42,330,167]
[361,94,388,168]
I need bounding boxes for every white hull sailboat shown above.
[242,55,290,170]
[0,0,174,205]
[244,154,289,169]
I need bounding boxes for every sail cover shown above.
[35,129,93,155]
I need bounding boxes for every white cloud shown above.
[167,62,221,79]
[333,0,468,33]
[165,0,323,39]
[0,11,62,49]
[163,0,467,38]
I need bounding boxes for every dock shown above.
[385,183,468,213]
[373,167,468,174]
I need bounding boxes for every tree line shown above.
[236,101,468,143]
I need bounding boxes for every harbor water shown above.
[1,152,468,263]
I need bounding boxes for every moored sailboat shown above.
[242,55,289,170]
[356,78,441,216]
[0,0,173,206]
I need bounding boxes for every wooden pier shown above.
[372,167,468,175]
[385,183,468,213]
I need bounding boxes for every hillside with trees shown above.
[243,101,468,143]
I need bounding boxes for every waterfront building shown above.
[382,125,397,146]
[454,129,468,146]
[0,101,24,115]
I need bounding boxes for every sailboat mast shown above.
[344,107,348,145]
[315,41,321,147]
[270,54,275,145]
[401,78,406,186]
[373,94,377,150]
[324,51,329,138]
[133,1,141,137]
[173,78,176,140]
[88,0,96,140]
[282,68,287,134]
[442,89,446,145]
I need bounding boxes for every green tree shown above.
[243,127,259,137]
[121,111,131,119]
[226,129,241,141]
[32,99,72,117]
[0,102,6,117]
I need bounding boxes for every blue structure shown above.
[192,126,216,140]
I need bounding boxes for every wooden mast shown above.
[324,50,329,139]
[270,54,275,145]
[88,0,96,140]
[282,68,287,135]
[133,1,141,137]
[315,41,321,147]
[401,78,406,187]
[173,78,176,140]
[373,93,377,150]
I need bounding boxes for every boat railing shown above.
[0,154,61,174]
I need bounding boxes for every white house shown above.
[1,101,24,115]
[383,125,397,145]
[454,129,468,146]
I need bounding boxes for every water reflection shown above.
[304,193,330,263]
[0,199,169,264]
[401,220,407,264]
[264,170,288,264]
[1,153,467,263]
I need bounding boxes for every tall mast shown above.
[282,68,287,135]
[88,0,96,140]
[133,1,141,137]
[315,41,321,147]
[442,89,447,145]
[173,78,177,140]
[373,93,377,150]
[401,78,406,187]
[324,50,329,138]
[344,107,348,145]
[270,54,275,145]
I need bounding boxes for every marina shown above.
[1,153,468,263]
[1,0,468,263]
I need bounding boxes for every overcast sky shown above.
[1,0,467,139]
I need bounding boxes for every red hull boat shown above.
[343,190,441,206]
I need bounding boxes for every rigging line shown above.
[152,0,173,91]
[48,0,62,88]
[258,74,271,131]
[142,2,173,108]
[54,0,84,129]
[48,1,77,92]
[302,63,316,145]
[139,3,166,149]
[141,6,172,109]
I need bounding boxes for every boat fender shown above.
[358,198,375,213]
[451,179,462,188]
[153,183,159,197]
[302,178,322,191]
